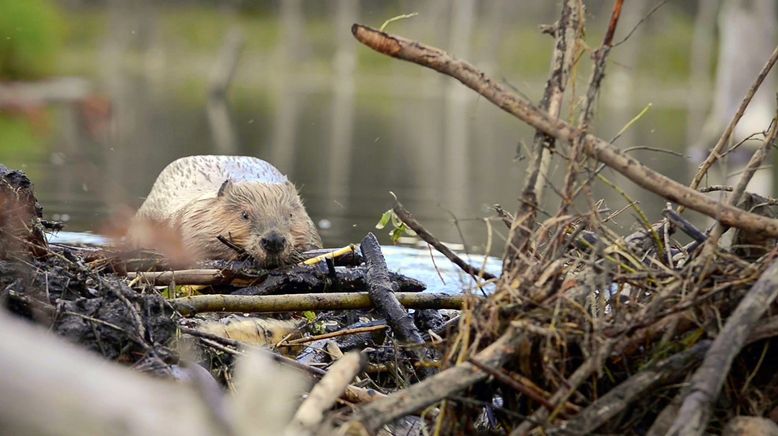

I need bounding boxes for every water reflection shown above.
[3,1,766,257]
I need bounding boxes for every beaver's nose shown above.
[260,232,287,254]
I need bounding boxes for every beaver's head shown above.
[179,179,322,267]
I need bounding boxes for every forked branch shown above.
[351,24,778,238]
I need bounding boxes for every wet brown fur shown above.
[175,181,321,266]
[129,156,321,266]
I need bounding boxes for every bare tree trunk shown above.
[693,0,777,196]
[325,0,358,217]
[444,0,476,213]
[100,0,156,210]
[685,0,718,146]
[207,29,244,154]
[270,0,304,172]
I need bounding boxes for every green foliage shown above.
[637,12,694,79]
[375,209,415,244]
[0,0,64,79]
[0,116,47,168]
[302,312,327,335]
[160,7,279,53]
[302,311,317,323]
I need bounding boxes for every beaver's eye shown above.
[241,211,250,221]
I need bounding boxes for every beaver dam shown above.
[4,4,778,436]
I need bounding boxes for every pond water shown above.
[2,2,745,267]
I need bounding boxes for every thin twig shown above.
[216,235,248,257]
[668,258,778,435]
[579,0,624,128]
[505,0,582,270]
[350,24,778,238]
[698,185,732,193]
[493,204,514,229]
[468,358,579,416]
[684,45,778,200]
[613,0,670,47]
[283,325,388,346]
[533,0,583,204]
[695,114,778,267]
[392,201,496,281]
[179,326,327,377]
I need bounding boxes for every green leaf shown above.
[375,209,393,229]
[302,311,317,323]
[390,225,408,244]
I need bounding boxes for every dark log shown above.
[0,165,47,257]
[233,265,425,295]
[360,233,433,379]
[360,233,426,345]
[57,247,364,275]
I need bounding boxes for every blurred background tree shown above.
[0,1,774,254]
[0,0,63,79]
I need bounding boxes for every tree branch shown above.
[350,24,778,238]
[505,0,582,269]
[392,201,496,281]
[684,45,778,199]
[171,292,469,316]
[668,259,778,435]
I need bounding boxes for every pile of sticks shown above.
[3,1,778,435]
[339,1,778,434]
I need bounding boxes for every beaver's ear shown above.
[217,179,232,198]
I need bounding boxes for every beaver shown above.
[129,155,322,267]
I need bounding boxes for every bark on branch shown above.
[505,0,582,267]
[171,292,469,316]
[128,264,425,294]
[360,233,433,378]
[350,24,778,238]
[555,340,711,435]
[350,325,525,433]
[667,259,778,435]
[392,202,496,281]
